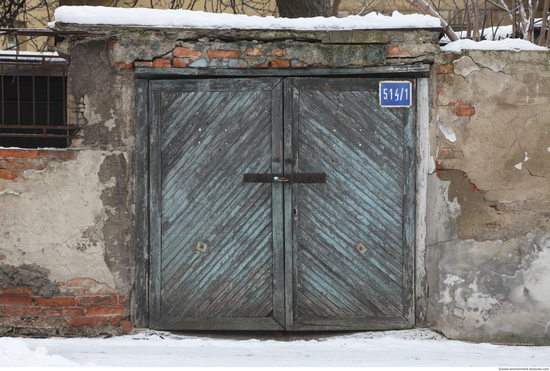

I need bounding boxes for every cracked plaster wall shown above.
[0,39,135,297]
[428,50,550,344]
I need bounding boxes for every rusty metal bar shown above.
[0,28,89,37]
[47,68,50,128]
[16,64,20,126]
[1,65,3,126]
[32,64,36,127]
[62,65,66,127]
[243,173,327,183]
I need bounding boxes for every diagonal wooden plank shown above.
[298,181,404,262]
[161,190,271,310]
[309,90,405,162]
[297,226,404,314]
[298,93,405,189]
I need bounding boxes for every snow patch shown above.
[0,338,79,367]
[52,7,441,30]
[441,38,548,52]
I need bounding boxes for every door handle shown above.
[243,173,326,183]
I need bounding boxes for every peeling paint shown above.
[104,109,117,131]
[439,123,457,142]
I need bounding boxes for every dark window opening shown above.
[0,50,79,148]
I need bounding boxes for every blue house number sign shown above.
[379,81,412,108]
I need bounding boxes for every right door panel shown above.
[284,78,416,330]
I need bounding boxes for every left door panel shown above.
[149,79,285,330]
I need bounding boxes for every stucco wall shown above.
[428,50,550,344]
[0,39,135,336]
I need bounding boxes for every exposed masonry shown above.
[428,49,550,344]
[0,149,78,181]
[0,274,131,337]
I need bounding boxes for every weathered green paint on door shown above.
[148,77,415,331]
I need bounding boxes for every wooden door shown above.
[148,77,415,331]
[149,78,285,330]
[283,78,415,330]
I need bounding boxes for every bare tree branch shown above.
[406,0,460,41]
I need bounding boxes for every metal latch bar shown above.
[243,173,326,183]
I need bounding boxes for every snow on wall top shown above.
[441,38,548,52]
[52,6,441,30]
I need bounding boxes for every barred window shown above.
[0,50,78,148]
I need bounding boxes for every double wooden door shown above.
[148,77,415,331]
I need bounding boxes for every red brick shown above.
[114,61,134,71]
[206,50,239,59]
[173,47,203,57]
[270,59,290,68]
[134,61,153,68]
[59,287,86,296]
[118,295,126,305]
[122,320,132,332]
[172,57,187,68]
[28,317,67,328]
[77,295,117,307]
[457,107,476,116]
[109,39,118,49]
[153,58,171,68]
[1,306,42,316]
[67,316,109,327]
[44,308,85,317]
[34,297,75,307]
[437,64,454,74]
[437,149,452,159]
[0,160,40,170]
[0,316,25,326]
[87,285,117,296]
[0,170,18,180]
[67,278,98,287]
[0,149,39,159]
[39,150,78,160]
[0,254,5,260]
[2,287,32,295]
[269,48,286,57]
[246,47,264,56]
[387,46,411,56]
[87,305,125,316]
[110,315,127,326]
[0,295,33,306]
[252,60,269,68]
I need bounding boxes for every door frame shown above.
[134,66,431,329]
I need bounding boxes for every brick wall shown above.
[110,40,399,71]
[0,149,78,181]
[0,278,131,337]
[121,43,319,71]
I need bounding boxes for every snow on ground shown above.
[1,329,550,367]
[52,7,441,30]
